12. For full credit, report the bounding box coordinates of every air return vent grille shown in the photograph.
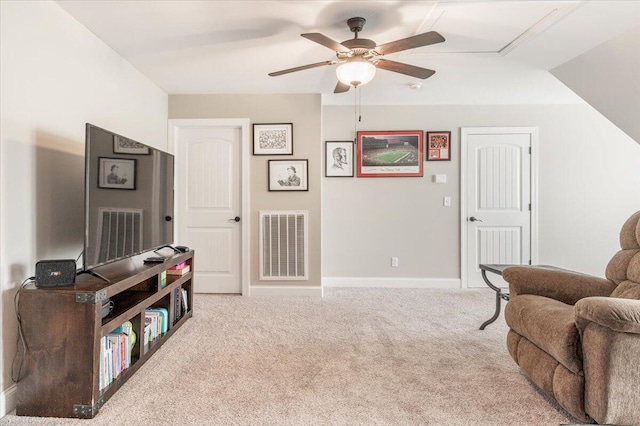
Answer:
[259,211,308,280]
[97,208,143,263]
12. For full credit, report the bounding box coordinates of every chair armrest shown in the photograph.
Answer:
[575,297,640,334]
[502,266,616,305]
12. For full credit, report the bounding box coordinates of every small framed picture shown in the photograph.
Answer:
[268,159,308,191]
[356,130,423,177]
[113,135,149,155]
[98,157,136,190]
[325,141,354,177]
[426,131,451,161]
[253,123,293,155]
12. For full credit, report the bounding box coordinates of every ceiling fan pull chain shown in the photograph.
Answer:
[358,88,362,122]
[353,86,358,137]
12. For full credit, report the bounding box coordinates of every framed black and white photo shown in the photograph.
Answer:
[113,135,149,155]
[325,141,354,177]
[268,159,308,191]
[98,157,136,190]
[253,123,293,155]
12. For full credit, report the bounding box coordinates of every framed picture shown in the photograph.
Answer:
[98,157,136,190]
[426,131,451,161]
[356,130,423,177]
[268,159,308,191]
[325,141,354,177]
[113,135,149,155]
[253,123,293,155]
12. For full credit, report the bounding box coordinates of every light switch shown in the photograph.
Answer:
[433,174,447,184]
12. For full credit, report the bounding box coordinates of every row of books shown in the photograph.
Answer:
[173,287,189,323]
[100,290,190,389]
[144,308,168,352]
[99,321,135,392]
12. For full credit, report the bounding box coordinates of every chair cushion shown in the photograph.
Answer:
[610,280,640,300]
[619,210,640,250]
[505,294,582,374]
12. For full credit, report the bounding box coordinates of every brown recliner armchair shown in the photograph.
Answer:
[503,211,640,425]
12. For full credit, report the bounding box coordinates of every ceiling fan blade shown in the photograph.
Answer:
[334,81,351,94]
[375,31,445,55]
[375,59,435,79]
[268,60,336,77]
[301,33,351,53]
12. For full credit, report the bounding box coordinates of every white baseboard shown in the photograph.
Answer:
[1,384,16,417]
[249,285,323,297]
[322,277,461,289]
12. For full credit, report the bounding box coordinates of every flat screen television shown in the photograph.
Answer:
[84,123,174,272]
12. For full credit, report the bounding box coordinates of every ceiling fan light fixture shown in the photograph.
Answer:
[336,59,376,87]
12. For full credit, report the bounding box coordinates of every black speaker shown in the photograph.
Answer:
[35,259,77,288]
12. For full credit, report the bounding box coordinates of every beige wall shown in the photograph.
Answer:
[169,94,322,291]
[552,26,640,144]
[0,0,168,410]
[322,104,640,281]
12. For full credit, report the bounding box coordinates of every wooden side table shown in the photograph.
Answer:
[478,264,511,330]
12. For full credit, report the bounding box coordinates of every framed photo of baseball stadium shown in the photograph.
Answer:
[425,131,451,161]
[325,141,354,177]
[268,159,309,191]
[253,123,293,155]
[356,131,423,177]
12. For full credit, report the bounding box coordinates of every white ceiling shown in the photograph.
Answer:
[55,0,640,105]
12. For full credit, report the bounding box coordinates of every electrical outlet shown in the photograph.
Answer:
[391,257,399,267]
[443,196,451,207]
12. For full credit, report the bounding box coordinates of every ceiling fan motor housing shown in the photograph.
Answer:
[347,17,366,33]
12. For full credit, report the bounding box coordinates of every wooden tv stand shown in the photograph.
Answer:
[15,251,194,418]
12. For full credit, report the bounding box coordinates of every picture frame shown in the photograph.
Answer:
[113,135,149,155]
[425,131,451,161]
[268,159,308,191]
[253,123,293,155]
[98,157,136,190]
[356,130,423,177]
[325,141,354,177]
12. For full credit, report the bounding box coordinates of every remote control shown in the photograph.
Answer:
[144,256,166,263]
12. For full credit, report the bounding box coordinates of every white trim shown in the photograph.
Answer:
[460,126,539,289]
[323,277,461,289]
[167,118,251,296]
[1,384,16,417]
[249,285,323,297]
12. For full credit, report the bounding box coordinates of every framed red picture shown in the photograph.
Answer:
[356,130,423,177]
[426,131,451,161]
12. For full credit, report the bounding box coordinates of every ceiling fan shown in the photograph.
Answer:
[268,17,445,93]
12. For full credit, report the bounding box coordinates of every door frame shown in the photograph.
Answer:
[167,118,250,296]
[460,126,539,288]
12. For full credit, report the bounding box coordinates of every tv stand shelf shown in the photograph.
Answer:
[15,251,194,419]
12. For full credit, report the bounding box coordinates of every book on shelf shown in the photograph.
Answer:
[166,264,190,276]
[168,261,187,270]
[173,288,181,322]
[181,288,189,312]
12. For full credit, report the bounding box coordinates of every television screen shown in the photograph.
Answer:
[84,124,174,271]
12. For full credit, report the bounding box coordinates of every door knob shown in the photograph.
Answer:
[469,216,483,222]
[229,216,241,222]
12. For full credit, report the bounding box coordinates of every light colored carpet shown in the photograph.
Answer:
[1,288,571,425]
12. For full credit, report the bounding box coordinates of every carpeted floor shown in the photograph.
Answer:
[1,288,571,425]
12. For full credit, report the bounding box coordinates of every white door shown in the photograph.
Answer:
[169,119,249,294]
[462,127,537,288]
